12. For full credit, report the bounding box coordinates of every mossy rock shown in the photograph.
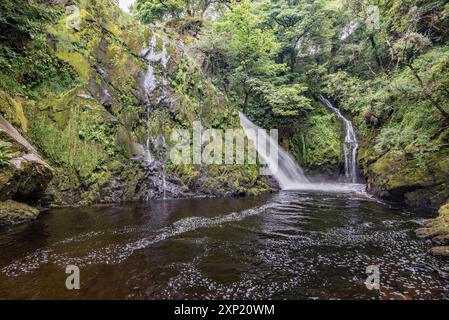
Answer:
[0,200,40,225]
[416,202,449,251]
[0,116,53,204]
[0,0,277,207]
[430,246,449,257]
[0,91,28,132]
[2,155,53,203]
[364,149,449,208]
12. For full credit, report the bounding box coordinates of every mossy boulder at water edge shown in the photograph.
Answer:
[360,144,449,209]
[416,202,449,257]
[0,200,40,225]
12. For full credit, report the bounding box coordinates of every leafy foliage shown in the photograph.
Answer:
[0,0,78,97]
[132,0,449,171]
[0,140,13,169]
[133,0,228,23]
[29,111,113,179]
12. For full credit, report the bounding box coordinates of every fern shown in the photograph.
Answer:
[0,140,13,169]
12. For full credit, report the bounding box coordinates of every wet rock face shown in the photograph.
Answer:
[0,0,275,210]
[0,200,40,225]
[361,149,449,210]
[0,116,53,204]
[416,202,449,256]
[137,164,186,200]
[1,154,53,203]
[101,161,186,203]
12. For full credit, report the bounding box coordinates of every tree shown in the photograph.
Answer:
[133,0,229,23]
[197,0,284,113]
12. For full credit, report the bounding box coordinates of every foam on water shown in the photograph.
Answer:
[0,191,447,299]
[1,202,276,277]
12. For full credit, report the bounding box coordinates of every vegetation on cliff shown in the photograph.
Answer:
[0,0,274,224]
[133,0,449,249]
[135,0,449,209]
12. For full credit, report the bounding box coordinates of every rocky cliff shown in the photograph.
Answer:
[0,0,273,224]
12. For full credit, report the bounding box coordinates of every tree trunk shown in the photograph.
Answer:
[369,34,384,71]
[243,91,249,114]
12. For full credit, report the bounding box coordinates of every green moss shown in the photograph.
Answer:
[28,109,109,179]
[55,51,91,82]
[168,164,200,188]
[416,202,449,252]
[0,0,277,207]
[0,91,28,132]
[0,140,13,169]
[0,200,40,225]
[285,101,343,174]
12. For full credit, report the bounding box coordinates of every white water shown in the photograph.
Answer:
[139,34,171,198]
[239,112,365,194]
[318,95,359,183]
[139,34,170,166]
[239,112,310,190]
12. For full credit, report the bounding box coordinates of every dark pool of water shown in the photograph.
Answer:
[0,190,448,299]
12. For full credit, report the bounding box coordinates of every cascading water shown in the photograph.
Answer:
[318,95,359,183]
[140,35,158,164]
[139,34,170,165]
[138,34,175,199]
[239,112,310,190]
[239,112,366,193]
[155,133,169,200]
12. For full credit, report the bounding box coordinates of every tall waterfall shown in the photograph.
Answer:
[318,95,359,183]
[239,112,310,190]
[139,34,169,165]
[137,34,176,200]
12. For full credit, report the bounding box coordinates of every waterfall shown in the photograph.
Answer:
[162,168,167,200]
[155,133,168,199]
[139,34,170,165]
[239,112,310,190]
[142,35,158,97]
[239,112,365,193]
[318,95,359,183]
[138,34,174,199]
[140,35,158,164]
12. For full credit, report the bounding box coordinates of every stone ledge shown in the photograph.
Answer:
[0,200,40,225]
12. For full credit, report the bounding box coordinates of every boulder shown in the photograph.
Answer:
[416,202,449,255]
[430,246,449,257]
[0,200,40,225]
[0,116,53,203]
[363,150,449,209]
